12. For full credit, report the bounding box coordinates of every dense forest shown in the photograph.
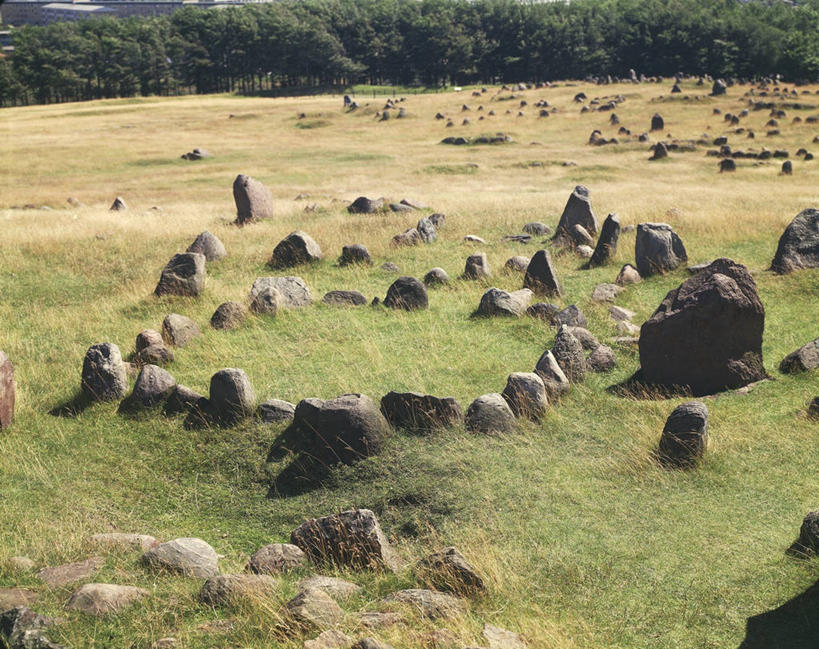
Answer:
[2,0,819,106]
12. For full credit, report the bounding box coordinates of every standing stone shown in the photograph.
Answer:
[416,218,437,243]
[209,368,255,425]
[464,253,490,280]
[650,114,664,131]
[588,213,621,268]
[424,268,450,286]
[131,364,176,409]
[233,174,273,224]
[211,302,247,330]
[382,589,464,620]
[658,401,708,466]
[770,208,819,273]
[82,343,127,402]
[269,231,322,269]
[711,79,727,96]
[552,326,586,383]
[0,351,14,429]
[186,231,226,262]
[534,350,571,398]
[246,543,306,575]
[162,314,201,347]
[380,392,463,432]
[638,258,767,395]
[719,159,736,173]
[501,372,548,421]
[616,263,642,285]
[110,197,127,211]
[135,329,163,352]
[781,160,793,175]
[154,252,206,297]
[416,547,486,595]
[465,393,515,434]
[66,584,149,616]
[523,250,562,297]
[384,277,428,311]
[649,142,668,161]
[779,338,819,374]
[142,538,219,578]
[476,288,533,317]
[251,276,312,308]
[553,185,598,247]
[635,223,687,277]
[339,244,372,266]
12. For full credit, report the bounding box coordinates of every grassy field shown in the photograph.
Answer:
[1,80,818,649]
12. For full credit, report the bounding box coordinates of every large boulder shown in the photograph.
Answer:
[552,326,586,383]
[476,288,533,317]
[131,364,176,409]
[154,252,206,297]
[209,368,255,425]
[251,276,312,308]
[416,547,486,595]
[380,391,463,432]
[501,372,548,421]
[384,277,428,311]
[553,185,598,247]
[290,508,399,571]
[770,208,819,273]
[0,351,15,429]
[523,250,562,297]
[638,258,767,395]
[65,583,149,616]
[142,537,219,578]
[186,231,226,262]
[233,174,273,224]
[269,231,322,269]
[779,338,819,373]
[81,343,127,402]
[658,401,708,467]
[465,394,515,434]
[635,223,687,277]
[588,213,621,268]
[246,543,306,575]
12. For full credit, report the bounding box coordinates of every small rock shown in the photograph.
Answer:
[322,290,367,307]
[522,222,551,236]
[658,401,709,467]
[380,392,463,432]
[141,538,219,578]
[0,590,39,610]
[587,345,617,372]
[615,264,641,285]
[358,611,403,629]
[591,283,622,303]
[384,277,428,311]
[339,244,372,266]
[66,583,149,616]
[38,556,104,588]
[464,235,486,244]
[526,302,560,321]
[251,276,312,308]
[304,629,355,649]
[199,574,277,606]
[476,288,533,317]
[347,197,384,214]
[298,575,362,600]
[424,268,450,287]
[246,543,306,575]
[284,588,343,631]
[464,253,490,279]
[465,394,515,434]
[163,385,204,416]
[270,231,323,269]
[154,252,206,297]
[81,343,127,402]
[504,256,530,273]
[88,533,158,552]
[382,589,465,620]
[135,329,163,352]
[233,174,273,224]
[417,547,486,595]
[209,368,255,425]
[5,557,36,573]
[552,325,586,382]
[250,285,282,316]
[616,320,641,336]
[483,623,528,649]
[186,231,226,262]
[417,218,437,243]
[381,262,400,273]
[162,313,201,347]
[553,304,587,328]
[211,302,247,330]
[135,344,173,367]
[130,364,176,409]
[789,510,819,557]
[258,399,296,423]
[110,197,127,211]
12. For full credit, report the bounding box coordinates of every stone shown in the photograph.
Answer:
[588,213,621,268]
[650,113,664,131]
[617,321,641,336]
[553,185,598,246]
[711,79,727,96]
[88,533,158,552]
[384,277,428,311]
[616,263,641,285]
[464,235,487,244]
[199,574,277,606]
[789,510,819,556]
[135,329,163,352]
[429,213,446,228]
[110,196,127,211]
[658,400,708,467]
[522,222,551,236]
[424,268,450,287]
[135,344,173,367]
[552,325,586,383]
[339,244,372,266]
[483,623,528,649]
[401,198,428,210]
[0,606,63,649]
[464,253,490,280]
[154,252,206,297]
[770,208,819,273]
[380,392,463,432]
[587,345,617,372]
[476,288,533,317]
[572,224,594,247]
[209,368,255,425]
[163,385,204,416]
[66,583,149,616]
[504,256,530,273]
[0,351,14,429]
[142,537,219,578]
[719,158,736,173]
[186,231,226,262]
[291,508,399,571]
[304,630,354,649]
[233,174,273,224]
[526,303,560,321]
[591,283,622,303]
[131,364,176,409]
[534,350,571,398]
[322,290,367,307]
[352,639,394,649]
[270,231,322,268]
[358,611,402,629]
[381,262,400,273]
[553,304,587,328]
[523,250,562,297]
[501,372,548,421]
[575,245,593,259]
[779,338,819,373]
[348,197,384,214]
[38,556,104,588]
[635,223,687,277]
[638,259,766,395]
[781,160,793,175]
[465,393,515,434]
[250,285,282,316]
[181,147,210,160]
[251,277,312,308]
[5,557,35,573]
[382,589,465,620]
[565,327,599,351]
[609,306,636,322]
[211,301,247,330]
[0,589,38,610]
[284,588,343,631]
[417,218,437,243]
[162,314,201,347]
[258,399,296,423]
[298,576,362,600]
[246,543,305,575]
[81,343,127,402]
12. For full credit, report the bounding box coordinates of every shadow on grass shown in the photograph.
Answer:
[738,578,819,649]
[49,391,93,417]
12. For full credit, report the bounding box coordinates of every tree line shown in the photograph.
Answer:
[1,0,818,106]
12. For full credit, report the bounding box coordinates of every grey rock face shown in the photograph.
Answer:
[526,302,560,321]
[132,364,176,409]
[233,174,273,224]
[476,288,533,317]
[380,391,463,432]
[302,394,389,465]
[298,575,362,600]
[110,196,127,211]
[534,350,571,398]
[81,343,127,402]
[250,285,282,316]
[711,79,727,95]
[246,543,306,575]
[779,338,819,374]
[66,583,149,616]
[522,222,551,236]
[465,393,515,434]
[658,401,708,466]
[154,252,206,297]
[591,283,621,303]
[635,223,687,277]
[211,301,247,330]
[464,253,490,280]
[416,218,437,243]
[0,351,14,429]
[163,385,204,416]
[417,546,486,595]
[424,267,450,286]
[649,142,669,160]
[258,399,296,423]
[339,244,372,266]
[186,231,226,262]
[588,213,621,268]
[650,113,664,131]
[199,574,277,606]
[553,185,598,246]
[770,208,819,273]
[384,277,428,311]
[501,372,548,421]
[135,344,173,367]
[135,329,163,352]
[553,304,587,328]
[616,263,642,285]
[392,228,421,247]
[347,197,384,214]
[251,276,312,308]
[142,537,219,578]
[284,588,343,631]
[162,314,201,347]
[209,368,255,425]
[523,250,562,297]
[587,345,617,372]
[505,256,530,273]
[0,607,64,649]
[269,230,322,269]
[322,290,367,307]
[552,325,586,382]
[37,557,104,588]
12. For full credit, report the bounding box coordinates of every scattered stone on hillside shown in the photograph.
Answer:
[552,325,586,383]
[186,231,226,262]
[588,213,621,268]
[257,399,296,424]
[711,79,727,96]
[131,364,176,409]
[37,556,104,588]
[523,250,562,297]
[483,623,528,649]
[380,391,463,432]
[88,533,158,553]
[0,351,14,429]
[464,253,490,279]
[807,397,819,419]
[392,228,421,247]
[417,218,437,243]
[381,262,400,273]
[770,208,819,273]
[384,277,428,311]
[687,261,713,274]
[719,158,736,173]
[782,160,793,175]
[526,302,560,322]
[576,245,593,259]
[390,203,413,213]
[553,185,598,247]
[464,235,487,244]
[465,393,515,434]
[609,306,636,322]
[476,288,533,317]
[534,350,571,398]
[250,285,282,316]
[251,276,312,308]
[616,263,642,285]
[358,611,403,629]
[163,385,204,416]
[779,338,819,373]
[199,574,277,606]
[81,343,127,402]
[322,290,367,307]
[352,638,395,649]
[304,629,355,649]
[66,583,149,616]
[209,368,255,425]
[501,372,548,421]
[429,213,446,228]
[298,575,362,600]
[135,344,173,367]
[424,268,450,287]
[587,345,617,372]
[591,283,622,303]
[650,113,664,131]
[553,304,587,328]
[638,258,766,395]
[505,256,530,273]
[110,197,127,211]
[6,557,35,573]
[142,538,219,578]
[135,329,163,352]
[382,589,465,620]
[635,223,687,277]
[0,590,39,610]
[181,147,210,160]
[0,606,63,649]
[291,509,398,572]
[789,510,819,557]
[270,231,323,268]
[347,197,384,214]
[154,252,206,297]
[339,244,372,266]
[233,174,273,224]
[211,301,247,330]
[565,327,599,351]
[522,222,551,236]
[162,313,201,347]
[658,401,708,467]
[245,543,306,575]
[284,588,343,631]
[616,320,641,336]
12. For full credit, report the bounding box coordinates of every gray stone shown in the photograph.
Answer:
[464,253,490,280]
[135,329,163,352]
[380,391,463,432]
[615,264,641,285]
[526,302,560,321]
[591,283,622,303]
[347,197,384,214]
[572,224,594,247]
[135,344,173,367]
[246,544,306,575]
[0,606,63,649]
[38,556,104,588]
[322,290,367,307]
[417,218,437,243]
[250,286,282,316]
[650,113,664,131]
[211,301,247,330]
[635,223,687,277]
[504,256,530,273]
[0,351,14,429]
[649,142,668,161]
[142,537,219,578]
[609,306,636,322]
[339,244,372,266]
[429,213,446,228]
[384,277,428,311]
[587,345,617,372]
[0,590,38,611]
[251,276,312,308]
[534,350,571,398]
[770,208,819,273]
[523,250,562,297]
[154,252,206,297]
[501,372,548,421]
[381,262,400,273]
[565,327,600,351]
[284,588,343,631]
[209,368,255,425]
[163,385,204,416]
[553,304,587,328]
[553,185,598,246]
[382,589,465,620]
[589,213,621,268]
[270,231,322,269]
[465,393,515,434]
[88,533,158,552]
[234,174,273,224]
[424,268,450,286]
[187,231,226,262]
[298,576,362,600]
[131,364,176,409]
[483,623,528,649]
[199,574,277,606]
[575,244,594,259]
[711,79,727,96]
[476,288,533,317]
[790,510,819,556]
[66,583,149,616]
[658,401,708,466]
[110,196,127,211]
[304,630,355,649]
[81,343,127,402]
[5,557,35,573]
[522,222,551,236]
[358,611,403,629]
[352,639,395,649]
[258,399,296,423]
[162,313,201,347]
[779,338,819,373]
[552,325,586,382]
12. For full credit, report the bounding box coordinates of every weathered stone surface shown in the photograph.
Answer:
[187,231,226,262]
[0,589,38,610]
[0,606,63,649]
[250,285,282,316]
[504,256,530,273]
[130,364,176,409]
[5,557,35,573]
[352,639,394,649]
[135,344,173,367]
[790,510,819,556]
[382,589,465,620]
[575,244,593,259]
[553,304,587,328]
[463,253,490,280]
[298,576,362,600]
[163,385,203,416]
[110,196,127,211]
[657,400,708,467]
[465,394,515,434]
[0,351,15,429]
[285,588,343,631]
[534,350,571,398]
[591,283,622,303]
[429,213,446,228]
[501,372,548,421]
[209,368,255,425]
[339,244,372,266]
[650,113,664,131]
[483,623,528,649]
[609,306,636,322]
[233,174,273,224]
[270,231,322,269]
[572,224,594,247]
[553,185,598,246]
[322,290,367,307]
[380,391,462,432]
[587,345,617,372]
[522,222,551,236]
[304,629,354,649]
[142,538,219,578]
[770,208,819,273]
[347,197,384,214]
[358,611,402,629]
[291,509,399,572]
[81,343,127,402]
[211,302,247,330]
[258,399,296,423]
[635,223,687,277]
[38,556,104,588]
[417,218,437,243]
[199,574,277,606]
[384,277,428,311]
[552,325,586,382]
[523,250,562,297]
[589,213,621,268]
[476,288,533,317]
[66,583,149,616]
[88,533,158,552]
[246,543,306,575]
[780,338,819,373]
[162,314,201,347]
[154,253,206,297]
[638,259,766,395]
[711,79,727,96]
[615,264,642,285]
[251,276,312,308]
[417,547,486,595]
[135,329,163,352]
[526,302,560,321]
[424,268,450,286]
[649,142,668,161]
[464,235,486,244]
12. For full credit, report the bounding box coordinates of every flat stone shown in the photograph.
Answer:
[609,306,636,322]
[199,574,278,606]
[380,391,463,432]
[417,547,486,595]
[322,290,367,307]
[476,288,533,317]
[382,589,465,620]
[141,538,219,578]
[0,588,39,609]
[358,611,403,629]
[284,588,343,632]
[304,629,355,649]
[88,533,158,552]
[65,583,149,616]
[258,399,296,423]
[246,543,306,574]
[38,557,104,588]
[591,283,622,303]
[298,575,362,600]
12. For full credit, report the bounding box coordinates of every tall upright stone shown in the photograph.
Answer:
[154,253,206,297]
[0,351,14,430]
[588,213,621,268]
[553,185,598,247]
[81,343,127,402]
[635,223,687,277]
[770,208,819,274]
[523,250,562,297]
[233,174,273,224]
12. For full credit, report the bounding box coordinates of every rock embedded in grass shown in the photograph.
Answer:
[634,223,687,277]
[109,196,127,211]
[198,574,277,606]
[269,230,322,269]
[391,228,421,247]
[141,537,219,578]
[501,372,549,421]
[163,385,204,416]
[615,263,641,285]
[504,256,530,273]
[0,351,15,430]
[522,222,550,236]
[552,325,586,383]
[38,556,104,588]
[162,313,201,347]
[66,583,149,616]
[587,345,617,372]
[553,185,598,248]
[135,343,173,367]
[209,368,255,425]
[588,213,621,268]
[258,399,296,423]
[552,304,587,328]
[658,401,708,467]
[284,588,343,632]
[417,546,486,595]
[534,350,571,398]
[523,250,562,297]
[251,276,312,308]
[591,283,622,303]
[304,630,355,649]
[347,196,384,214]
[770,208,819,274]
[779,338,819,373]
[483,623,528,649]
[88,533,158,552]
[322,290,367,307]
[380,391,463,432]
[463,253,490,279]
[233,174,273,224]
[0,606,62,649]
[211,301,247,330]
[135,329,163,352]
[383,276,428,311]
[465,393,515,434]
[154,252,206,297]
[416,217,437,243]
[81,343,127,402]
[476,288,533,317]
[339,243,372,266]
[246,543,305,575]
[186,231,226,262]
[130,364,176,409]
[382,588,465,620]
[424,267,450,287]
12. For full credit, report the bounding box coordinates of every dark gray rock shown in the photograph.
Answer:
[384,277,428,311]
[163,384,204,416]
[211,301,247,330]
[711,79,727,96]
[523,250,562,297]
[635,223,687,277]
[0,607,64,649]
[135,329,162,352]
[392,228,421,247]
[572,224,594,247]
[417,218,437,243]
[534,350,571,398]
[416,547,486,595]
[464,253,490,280]
[566,326,600,351]
[306,394,389,465]
[522,222,551,236]
[0,351,14,430]
[162,313,201,347]
[526,302,560,321]
[251,276,312,308]
[135,343,173,367]
[423,267,450,286]
[233,174,273,224]
[553,185,598,247]
[82,343,127,402]
[142,537,219,578]
[269,231,322,269]
[347,197,384,214]
[789,510,819,556]
[809,397,819,420]
[553,304,587,328]
[154,252,206,297]
[658,401,708,466]
[429,213,446,228]
[339,244,372,266]
[588,213,621,268]
[779,338,819,373]
[246,543,306,575]
[465,393,515,434]
[719,158,736,173]
[380,391,463,432]
[322,290,367,307]
[552,325,586,382]
[258,399,296,423]
[186,231,226,262]
[209,368,255,425]
[650,113,664,131]
[501,372,548,421]
[770,208,819,274]
[131,364,176,409]
[781,160,793,175]
[110,197,127,211]
[476,288,533,317]
[587,345,617,372]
